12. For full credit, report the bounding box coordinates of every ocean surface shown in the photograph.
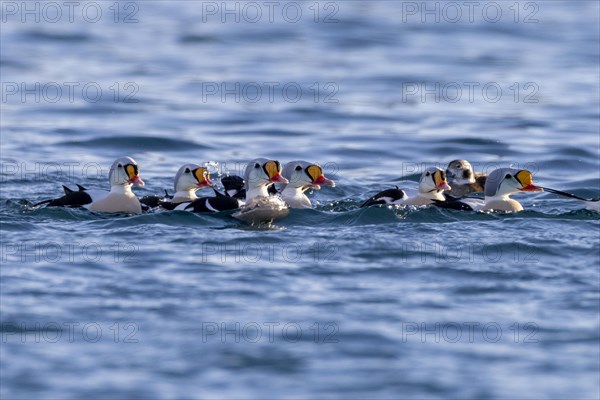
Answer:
[1,1,599,399]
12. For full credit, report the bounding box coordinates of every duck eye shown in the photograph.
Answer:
[426,172,430,176]
[118,164,122,168]
[185,168,190,173]
[505,174,512,179]
[254,163,260,168]
[295,165,302,171]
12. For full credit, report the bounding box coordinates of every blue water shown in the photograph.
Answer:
[1,1,599,398]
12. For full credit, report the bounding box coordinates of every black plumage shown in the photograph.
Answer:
[140,190,172,209]
[432,194,484,211]
[221,175,277,198]
[34,184,93,207]
[160,196,240,213]
[221,175,246,199]
[360,187,406,208]
[433,197,475,211]
[184,196,240,212]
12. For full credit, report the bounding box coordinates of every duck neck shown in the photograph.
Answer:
[282,186,307,200]
[246,185,270,200]
[420,189,446,201]
[110,184,134,195]
[172,189,198,203]
[485,193,513,202]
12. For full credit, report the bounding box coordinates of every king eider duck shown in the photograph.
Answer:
[232,158,290,223]
[35,156,145,214]
[139,163,212,209]
[242,158,289,201]
[159,164,241,213]
[280,161,335,208]
[481,168,542,211]
[436,168,542,212]
[361,167,451,208]
[445,159,487,197]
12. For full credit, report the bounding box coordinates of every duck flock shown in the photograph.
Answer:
[35,156,600,223]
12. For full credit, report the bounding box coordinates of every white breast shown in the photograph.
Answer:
[481,198,523,212]
[281,188,312,208]
[233,196,289,224]
[85,192,142,214]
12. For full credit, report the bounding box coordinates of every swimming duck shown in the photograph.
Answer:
[159,164,241,213]
[36,156,145,214]
[445,159,487,197]
[361,167,451,208]
[232,158,290,223]
[439,168,543,212]
[139,163,212,209]
[170,164,213,202]
[480,168,542,211]
[242,158,288,201]
[280,161,335,208]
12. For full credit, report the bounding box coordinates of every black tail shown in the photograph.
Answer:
[540,187,594,202]
[221,175,246,199]
[360,198,377,208]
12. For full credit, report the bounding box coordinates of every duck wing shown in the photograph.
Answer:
[360,187,406,208]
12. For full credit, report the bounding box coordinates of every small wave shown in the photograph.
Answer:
[57,136,210,151]
[179,34,220,44]
[22,30,93,42]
